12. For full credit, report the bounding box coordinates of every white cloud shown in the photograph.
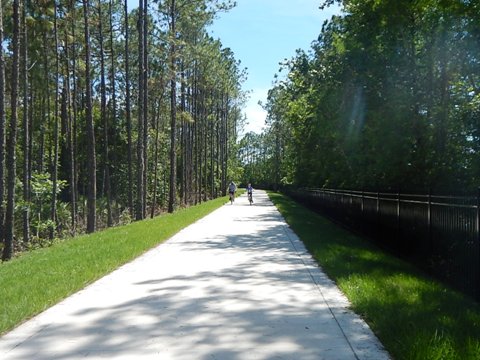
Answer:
[244,105,267,134]
[241,88,269,135]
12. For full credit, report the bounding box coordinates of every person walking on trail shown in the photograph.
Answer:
[228,181,237,204]
[247,183,254,205]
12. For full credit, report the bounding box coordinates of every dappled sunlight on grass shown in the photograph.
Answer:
[269,191,480,360]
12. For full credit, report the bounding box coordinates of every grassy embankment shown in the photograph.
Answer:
[0,195,229,336]
[268,191,480,360]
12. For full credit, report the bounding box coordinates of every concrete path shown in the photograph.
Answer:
[0,190,390,360]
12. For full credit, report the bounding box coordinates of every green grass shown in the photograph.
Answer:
[0,196,229,336]
[268,191,480,360]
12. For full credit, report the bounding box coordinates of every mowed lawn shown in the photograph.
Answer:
[268,191,480,360]
[0,196,229,336]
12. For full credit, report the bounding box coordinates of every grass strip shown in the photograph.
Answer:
[268,191,480,360]
[0,196,229,336]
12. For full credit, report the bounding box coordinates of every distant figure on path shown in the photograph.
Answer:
[228,181,237,204]
[247,183,254,205]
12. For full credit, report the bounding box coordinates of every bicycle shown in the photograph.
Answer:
[229,191,235,204]
[248,191,253,205]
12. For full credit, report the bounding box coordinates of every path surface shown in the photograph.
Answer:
[0,191,390,360]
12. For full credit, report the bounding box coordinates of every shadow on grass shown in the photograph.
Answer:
[268,192,480,360]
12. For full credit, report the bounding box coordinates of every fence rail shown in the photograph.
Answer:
[287,188,480,301]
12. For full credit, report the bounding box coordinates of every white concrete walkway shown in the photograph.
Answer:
[0,190,390,360]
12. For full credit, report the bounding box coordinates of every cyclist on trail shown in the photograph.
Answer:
[247,183,254,204]
[228,181,237,204]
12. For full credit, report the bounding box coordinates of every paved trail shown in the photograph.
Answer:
[0,190,390,360]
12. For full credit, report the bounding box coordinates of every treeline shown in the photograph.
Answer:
[242,0,480,192]
[0,0,245,261]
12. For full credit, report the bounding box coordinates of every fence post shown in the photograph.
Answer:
[376,190,380,212]
[334,189,337,213]
[376,190,380,229]
[428,189,432,253]
[477,188,480,300]
[361,189,364,214]
[397,190,401,244]
[397,190,401,218]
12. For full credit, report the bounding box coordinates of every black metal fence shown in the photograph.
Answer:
[287,188,480,300]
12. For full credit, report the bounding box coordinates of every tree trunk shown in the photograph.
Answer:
[203,91,207,202]
[39,93,45,174]
[60,84,76,234]
[210,107,214,199]
[124,0,134,217]
[3,0,20,260]
[168,0,177,213]
[109,0,117,221]
[40,30,50,173]
[49,0,60,240]
[224,94,230,193]
[216,105,220,197]
[136,0,145,220]
[21,0,30,243]
[98,0,113,227]
[28,83,33,212]
[220,93,227,195]
[67,0,77,234]
[151,101,160,219]
[179,65,186,205]
[142,0,148,217]
[0,0,6,246]
[193,68,200,204]
[83,0,96,233]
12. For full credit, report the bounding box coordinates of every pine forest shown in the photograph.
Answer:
[0,0,245,260]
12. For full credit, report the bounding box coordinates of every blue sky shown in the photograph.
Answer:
[127,0,342,134]
[209,0,341,134]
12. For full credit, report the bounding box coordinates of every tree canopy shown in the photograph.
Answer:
[246,0,480,193]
